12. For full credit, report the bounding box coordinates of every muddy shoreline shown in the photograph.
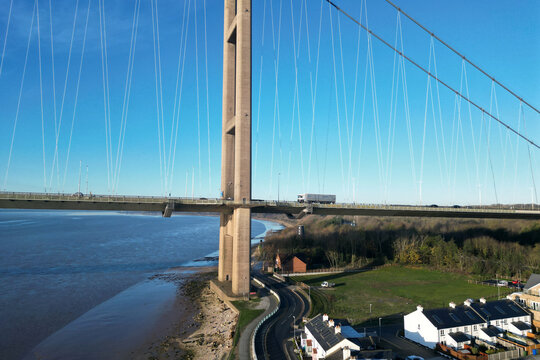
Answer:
[130,267,237,360]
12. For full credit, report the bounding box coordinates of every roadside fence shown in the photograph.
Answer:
[250,279,281,360]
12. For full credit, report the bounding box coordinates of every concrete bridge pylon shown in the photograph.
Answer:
[218,0,252,296]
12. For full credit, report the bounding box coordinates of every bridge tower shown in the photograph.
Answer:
[219,0,252,296]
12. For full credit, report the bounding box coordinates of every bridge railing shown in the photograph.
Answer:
[0,191,228,204]
[0,191,537,214]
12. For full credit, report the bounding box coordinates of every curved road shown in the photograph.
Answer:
[254,274,310,360]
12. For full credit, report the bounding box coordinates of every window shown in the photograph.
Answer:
[494,306,506,315]
[473,325,477,331]
[465,311,476,320]
[418,324,421,330]
[481,308,492,317]
[440,330,444,336]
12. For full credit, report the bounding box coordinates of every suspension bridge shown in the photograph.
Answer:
[0,0,538,294]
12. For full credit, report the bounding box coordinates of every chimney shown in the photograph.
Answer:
[328,319,335,327]
[449,302,456,309]
[480,297,486,304]
[323,314,329,322]
[335,324,341,334]
[417,305,423,312]
[464,299,472,307]
[343,346,351,360]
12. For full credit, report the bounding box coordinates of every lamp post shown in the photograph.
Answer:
[292,315,296,342]
[379,317,382,337]
[277,172,281,203]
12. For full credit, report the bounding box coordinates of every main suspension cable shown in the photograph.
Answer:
[382,0,539,116]
[325,0,539,150]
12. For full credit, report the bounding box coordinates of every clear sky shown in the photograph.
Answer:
[0,0,538,206]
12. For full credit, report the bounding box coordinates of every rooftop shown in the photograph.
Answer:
[305,314,347,351]
[524,274,540,291]
[448,331,470,343]
[422,304,484,329]
[511,320,531,331]
[480,325,501,337]
[469,299,528,321]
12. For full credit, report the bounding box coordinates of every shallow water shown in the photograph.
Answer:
[0,210,282,360]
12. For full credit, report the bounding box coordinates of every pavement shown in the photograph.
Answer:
[238,282,279,360]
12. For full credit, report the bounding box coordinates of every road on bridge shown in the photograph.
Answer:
[253,273,310,360]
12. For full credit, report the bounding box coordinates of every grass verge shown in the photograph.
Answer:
[227,300,265,359]
[292,265,513,326]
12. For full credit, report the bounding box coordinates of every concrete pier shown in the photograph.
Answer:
[219,0,252,296]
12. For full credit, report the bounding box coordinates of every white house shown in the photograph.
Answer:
[477,325,501,346]
[446,331,471,349]
[404,298,531,350]
[469,298,531,334]
[303,314,366,359]
[404,302,485,349]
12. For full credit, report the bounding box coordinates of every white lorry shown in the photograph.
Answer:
[297,193,336,204]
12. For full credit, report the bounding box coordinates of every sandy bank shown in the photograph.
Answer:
[132,268,237,360]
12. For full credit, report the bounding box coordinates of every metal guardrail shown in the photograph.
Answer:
[251,278,281,360]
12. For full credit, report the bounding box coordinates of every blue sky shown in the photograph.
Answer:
[0,0,538,206]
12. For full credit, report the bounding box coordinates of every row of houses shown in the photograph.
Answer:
[299,274,540,358]
[404,298,531,349]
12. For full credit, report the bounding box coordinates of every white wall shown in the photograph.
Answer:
[490,315,531,334]
[446,336,470,350]
[404,310,439,349]
[305,327,326,359]
[477,330,497,345]
[508,323,529,336]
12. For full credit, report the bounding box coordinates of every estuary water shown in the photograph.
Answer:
[0,210,282,360]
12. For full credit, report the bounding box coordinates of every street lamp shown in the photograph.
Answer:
[292,315,296,342]
[277,172,281,203]
[378,317,382,337]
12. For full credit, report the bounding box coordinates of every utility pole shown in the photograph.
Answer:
[419,180,423,205]
[478,184,482,206]
[278,172,280,202]
[78,160,82,194]
[185,171,188,198]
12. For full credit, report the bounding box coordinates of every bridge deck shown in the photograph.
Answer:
[0,192,539,220]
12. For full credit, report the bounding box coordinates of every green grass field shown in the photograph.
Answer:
[230,300,264,345]
[292,265,513,326]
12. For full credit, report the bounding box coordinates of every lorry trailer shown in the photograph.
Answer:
[297,193,336,204]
